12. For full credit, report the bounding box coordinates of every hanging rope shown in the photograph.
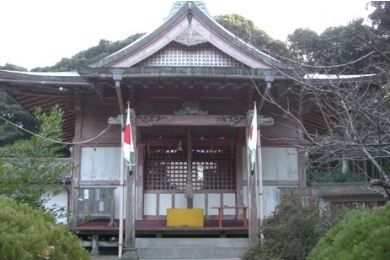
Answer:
[0,114,112,145]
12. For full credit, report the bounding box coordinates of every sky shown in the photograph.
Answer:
[0,0,372,70]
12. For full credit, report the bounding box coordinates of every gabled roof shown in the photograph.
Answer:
[93,1,287,69]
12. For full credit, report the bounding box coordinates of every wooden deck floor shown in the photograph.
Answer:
[71,219,248,236]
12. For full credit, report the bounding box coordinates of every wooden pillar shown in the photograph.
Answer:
[125,162,137,248]
[136,145,144,220]
[186,127,194,208]
[71,92,82,225]
[257,129,263,228]
[235,128,244,215]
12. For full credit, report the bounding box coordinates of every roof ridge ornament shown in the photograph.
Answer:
[168,1,209,18]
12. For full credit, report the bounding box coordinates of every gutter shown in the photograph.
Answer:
[112,69,125,118]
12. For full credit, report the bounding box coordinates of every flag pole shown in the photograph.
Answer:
[247,101,259,247]
[118,102,130,258]
[118,115,125,258]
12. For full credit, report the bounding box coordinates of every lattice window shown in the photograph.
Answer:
[192,147,236,190]
[144,146,236,191]
[139,46,242,67]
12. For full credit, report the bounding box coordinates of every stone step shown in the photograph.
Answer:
[136,238,249,248]
[91,255,242,260]
[141,259,241,260]
[137,247,247,259]
[136,238,248,259]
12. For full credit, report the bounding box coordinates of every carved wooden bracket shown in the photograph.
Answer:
[139,115,166,125]
[217,115,246,126]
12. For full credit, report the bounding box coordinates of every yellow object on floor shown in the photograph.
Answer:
[166,208,204,228]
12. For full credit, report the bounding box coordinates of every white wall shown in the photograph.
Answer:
[143,192,236,216]
[43,186,68,224]
[241,147,299,219]
[262,186,281,218]
[262,147,298,181]
[80,147,121,181]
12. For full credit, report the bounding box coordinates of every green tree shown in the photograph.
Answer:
[32,33,144,72]
[369,1,390,34]
[0,90,37,146]
[288,19,378,74]
[244,192,328,260]
[287,28,321,64]
[0,197,89,259]
[0,106,70,209]
[215,14,290,57]
[0,64,35,146]
[308,203,390,260]
[0,63,28,71]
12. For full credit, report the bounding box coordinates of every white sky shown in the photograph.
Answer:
[0,0,371,70]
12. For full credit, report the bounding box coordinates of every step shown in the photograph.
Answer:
[141,259,241,260]
[136,238,249,248]
[136,238,248,259]
[137,247,247,259]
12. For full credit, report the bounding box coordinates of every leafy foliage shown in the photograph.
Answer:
[0,89,37,146]
[308,203,390,260]
[288,19,380,73]
[369,1,390,34]
[0,63,28,71]
[0,197,89,259]
[31,33,144,72]
[0,64,35,146]
[0,106,70,209]
[244,192,328,260]
[215,14,290,57]
[287,28,321,63]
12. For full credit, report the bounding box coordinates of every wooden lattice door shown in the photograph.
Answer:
[143,142,237,217]
[144,145,236,191]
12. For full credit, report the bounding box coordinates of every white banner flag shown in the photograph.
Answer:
[247,103,257,169]
[123,106,134,163]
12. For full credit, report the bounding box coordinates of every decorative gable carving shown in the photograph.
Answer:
[137,44,245,67]
[174,27,207,46]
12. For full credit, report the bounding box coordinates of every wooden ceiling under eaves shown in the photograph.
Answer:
[12,93,75,141]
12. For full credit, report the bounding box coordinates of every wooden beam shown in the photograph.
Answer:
[137,114,246,127]
[137,114,273,128]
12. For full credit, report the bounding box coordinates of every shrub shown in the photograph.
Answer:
[0,197,89,260]
[0,106,71,210]
[308,203,390,260]
[244,191,327,260]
